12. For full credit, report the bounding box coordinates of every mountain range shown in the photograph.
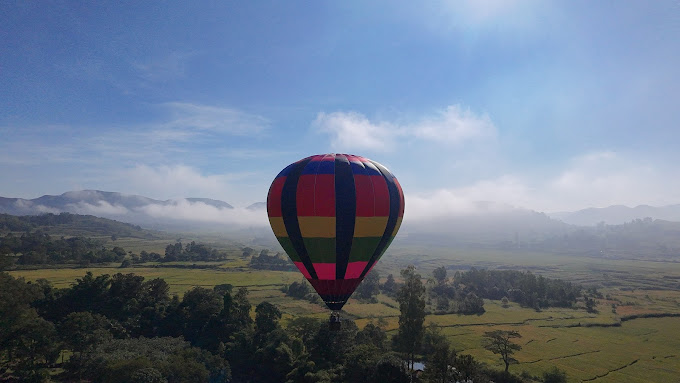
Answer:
[0,190,266,231]
[0,190,234,214]
[2,190,680,259]
[2,189,679,239]
[549,204,680,226]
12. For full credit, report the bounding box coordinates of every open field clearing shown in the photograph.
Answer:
[422,300,680,382]
[387,246,680,290]
[9,248,680,383]
[10,267,301,296]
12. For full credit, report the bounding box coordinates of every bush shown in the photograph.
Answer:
[543,367,567,383]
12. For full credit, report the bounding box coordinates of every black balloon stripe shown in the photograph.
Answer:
[334,154,356,279]
[319,294,353,311]
[280,158,318,279]
[360,160,401,279]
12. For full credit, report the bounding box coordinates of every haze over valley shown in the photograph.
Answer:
[3,189,680,263]
[3,1,680,382]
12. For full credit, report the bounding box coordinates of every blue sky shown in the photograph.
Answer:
[2,0,680,217]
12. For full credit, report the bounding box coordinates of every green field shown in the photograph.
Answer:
[10,266,301,296]
[8,241,680,382]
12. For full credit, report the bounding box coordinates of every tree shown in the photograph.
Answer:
[77,337,229,383]
[311,318,358,367]
[130,368,166,383]
[354,270,380,302]
[542,367,567,383]
[284,280,311,299]
[453,354,483,382]
[231,287,253,329]
[432,266,447,284]
[421,342,456,383]
[482,330,522,373]
[355,322,387,350]
[0,272,57,380]
[392,265,426,371]
[59,311,113,372]
[343,344,381,383]
[286,316,321,351]
[0,249,13,271]
[373,354,410,383]
[7,311,59,382]
[255,301,282,335]
[420,323,447,357]
[382,273,397,296]
[585,297,598,313]
[178,287,224,350]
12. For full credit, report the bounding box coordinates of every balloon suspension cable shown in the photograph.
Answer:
[329,310,341,331]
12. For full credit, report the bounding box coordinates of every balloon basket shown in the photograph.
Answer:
[329,311,341,331]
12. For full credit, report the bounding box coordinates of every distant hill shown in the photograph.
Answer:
[0,190,247,231]
[550,204,680,226]
[535,218,680,261]
[185,198,234,209]
[399,205,572,247]
[246,202,266,211]
[0,190,234,215]
[0,212,158,239]
[3,191,680,261]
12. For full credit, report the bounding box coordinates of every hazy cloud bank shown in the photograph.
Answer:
[119,164,252,201]
[59,199,268,227]
[403,150,680,216]
[139,201,267,227]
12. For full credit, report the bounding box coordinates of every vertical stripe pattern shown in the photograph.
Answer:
[267,154,404,311]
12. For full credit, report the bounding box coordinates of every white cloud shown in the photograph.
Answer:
[313,111,395,151]
[412,105,496,143]
[12,200,61,214]
[405,176,529,222]
[120,164,252,202]
[313,104,496,152]
[139,200,268,227]
[542,151,675,211]
[162,102,269,137]
[68,201,131,216]
[403,150,680,218]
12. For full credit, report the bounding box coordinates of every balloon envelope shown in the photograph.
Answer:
[267,154,404,311]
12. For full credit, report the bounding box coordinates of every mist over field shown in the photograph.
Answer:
[4,189,680,264]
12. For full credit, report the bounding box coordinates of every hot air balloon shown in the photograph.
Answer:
[267,154,404,327]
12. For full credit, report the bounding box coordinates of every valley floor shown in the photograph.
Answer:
[10,249,680,383]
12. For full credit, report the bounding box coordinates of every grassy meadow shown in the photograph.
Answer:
[8,237,680,382]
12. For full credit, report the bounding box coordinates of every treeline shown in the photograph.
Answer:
[0,232,127,265]
[247,249,294,271]
[282,266,582,317]
[519,218,680,260]
[163,241,228,262]
[389,266,567,383]
[282,271,381,305]
[0,235,231,267]
[1,271,418,383]
[1,271,233,381]
[0,213,146,237]
[452,268,582,310]
[424,266,486,315]
[423,267,582,313]
[0,268,568,383]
